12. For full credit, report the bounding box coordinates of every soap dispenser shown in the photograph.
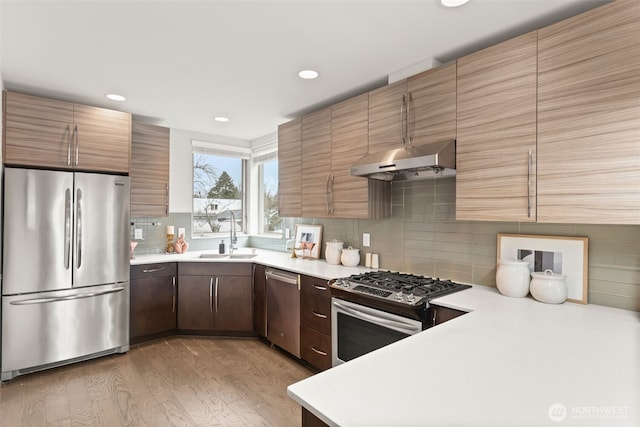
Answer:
[219,240,225,254]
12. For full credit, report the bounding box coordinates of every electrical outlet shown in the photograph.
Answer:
[363,232,370,247]
[134,228,143,240]
[178,227,185,237]
[285,228,290,238]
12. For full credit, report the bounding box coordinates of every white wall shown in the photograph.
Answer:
[169,128,250,213]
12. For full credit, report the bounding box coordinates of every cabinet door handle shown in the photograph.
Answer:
[74,124,79,166]
[172,276,176,313]
[313,285,327,291]
[66,124,72,165]
[312,311,328,319]
[209,277,214,313]
[165,182,169,216]
[215,277,219,313]
[325,174,331,214]
[406,92,412,147]
[432,309,437,327]
[142,267,165,273]
[527,148,533,218]
[311,346,328,356]
[400,94,406,147]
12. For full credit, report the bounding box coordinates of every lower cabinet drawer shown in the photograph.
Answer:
[300,292,331,335]
[300,325,332,371]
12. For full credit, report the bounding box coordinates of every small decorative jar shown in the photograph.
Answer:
[325,240,344,265]
[340,246,360,267]
[530,269,567,304]
[496,259,531,298]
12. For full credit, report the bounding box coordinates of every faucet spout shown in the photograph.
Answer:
[229,210,237,253]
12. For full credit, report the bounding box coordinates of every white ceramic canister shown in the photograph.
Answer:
[530,269,567,304]
[340,246,360,267]
[496,259,531,298]
[325,240,344,265]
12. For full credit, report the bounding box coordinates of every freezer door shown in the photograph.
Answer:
[1,282,130,379]
[3,168,74,294]
[73,173,130,287]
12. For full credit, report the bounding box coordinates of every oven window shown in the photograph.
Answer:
[337,312,410,363]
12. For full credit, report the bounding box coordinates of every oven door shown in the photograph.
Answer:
[331,297,423,367]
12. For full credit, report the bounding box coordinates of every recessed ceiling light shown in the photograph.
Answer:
[105,93,126,101]
[214,116,229,122]
[298,69,319,80]
[441,0,469,7]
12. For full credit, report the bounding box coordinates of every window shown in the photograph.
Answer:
[192,152,246,238]
[260,158,280,234]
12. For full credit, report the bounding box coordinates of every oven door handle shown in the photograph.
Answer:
[333,300,421,334]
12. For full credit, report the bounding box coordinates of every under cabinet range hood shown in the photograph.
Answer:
[350,139,456,182]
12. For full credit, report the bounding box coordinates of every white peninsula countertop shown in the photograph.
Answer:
[288,285,640,426]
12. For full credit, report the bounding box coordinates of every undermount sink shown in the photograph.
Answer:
[199,253,258,260]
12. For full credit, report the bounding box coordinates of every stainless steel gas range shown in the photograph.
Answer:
[329,271,470,366]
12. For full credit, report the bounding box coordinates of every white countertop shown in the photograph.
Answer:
[287,285,640,427]
[130,248,372,280]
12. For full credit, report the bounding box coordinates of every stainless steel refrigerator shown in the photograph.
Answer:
[1,167,130,381]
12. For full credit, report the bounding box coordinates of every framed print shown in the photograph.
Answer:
[294,224,323,259]
[497,233,589,304]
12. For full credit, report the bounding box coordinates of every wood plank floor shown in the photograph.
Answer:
[0,337,314,426]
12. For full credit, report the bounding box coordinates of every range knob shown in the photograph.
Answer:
[403,285,415,303]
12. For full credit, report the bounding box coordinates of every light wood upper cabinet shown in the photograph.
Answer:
[3,91,74,169]
[368,79,407,154]
[407,62,457,147]
[537,0,640,224]
[131,122,170,217]
[277,118,302,217]
[456,31,538,222]
[301,107,332,218]
[3,91,131,173]
[331,93,370,218]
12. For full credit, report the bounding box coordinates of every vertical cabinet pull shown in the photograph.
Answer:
[209,277,214,313]
[400,94,406,147]
[325,174,331,214]
[74,124,79,166]
[527,148,533,218]
[215,277,219,313]
[172,276,176,313]
[432,308,437,327]
[165,182,169,216]
[406,92,412,147]
[66,124,72,165]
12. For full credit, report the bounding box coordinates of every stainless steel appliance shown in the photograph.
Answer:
[265,268,300,358]
[350,139,456,181]
[330,271,470,366]
[1,167,130,381]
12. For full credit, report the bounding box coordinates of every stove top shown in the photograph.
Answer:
[330,271,471,307]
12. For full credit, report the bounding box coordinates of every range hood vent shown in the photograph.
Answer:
[350,140,456,182]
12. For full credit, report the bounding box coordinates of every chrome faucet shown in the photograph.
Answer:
[229,210,238,253]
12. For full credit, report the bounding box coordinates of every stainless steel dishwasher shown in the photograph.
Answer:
[265,268,300,358]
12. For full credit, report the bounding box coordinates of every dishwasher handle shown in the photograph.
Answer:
[265,269,298,285]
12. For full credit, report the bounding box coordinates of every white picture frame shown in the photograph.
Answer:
[294,224,323,259]
[497,233,589,304]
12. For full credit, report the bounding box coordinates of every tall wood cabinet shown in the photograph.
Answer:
[368,79,407,154]
[407,62,457,148]
[456,31,538,222]
[177,263,253,333]
[537,0,640,224]
[301,107,332,218]
[3,91,131,173]
[131,122,170,217]
[277,118,302,217]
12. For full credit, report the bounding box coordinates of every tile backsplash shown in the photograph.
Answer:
[133,177,640,312]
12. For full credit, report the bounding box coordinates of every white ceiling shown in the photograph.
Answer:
[1,0,609,143]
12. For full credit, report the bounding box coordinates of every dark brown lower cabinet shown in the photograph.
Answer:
[431,304,467,327]
[130,263,177,344]
[177,262,253,334]
[299,274,332,371]
[253,264,267,337]
[302,407,330,427]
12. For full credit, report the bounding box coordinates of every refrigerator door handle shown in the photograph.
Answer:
[76,188,83,270]
[64,188,72,270]
[9,286,127,305]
